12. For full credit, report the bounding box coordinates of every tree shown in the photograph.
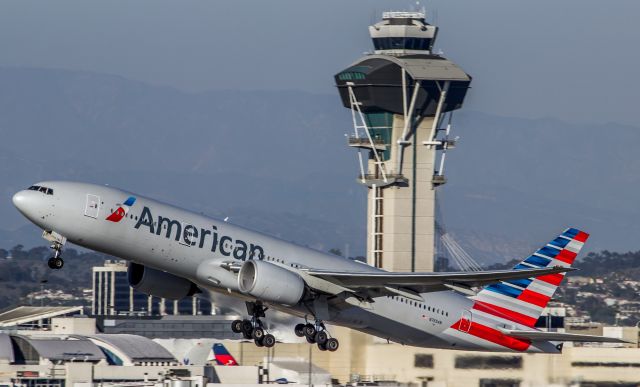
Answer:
[10,245,25,259]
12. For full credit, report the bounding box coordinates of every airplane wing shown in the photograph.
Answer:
[498,328,632,343]
[303,266,573,299]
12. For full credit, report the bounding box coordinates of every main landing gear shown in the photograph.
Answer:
[231,302,276,348]
[294,321,339,352]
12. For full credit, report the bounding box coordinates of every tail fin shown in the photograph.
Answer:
[212,343,238,366]
[474,228,589,327]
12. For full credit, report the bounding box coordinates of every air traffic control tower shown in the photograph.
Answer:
[335,11,471,272]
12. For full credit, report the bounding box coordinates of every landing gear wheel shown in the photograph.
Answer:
[315,331,328,345]
[306,335,316,344]
[326,338,339,352]
[50,257,64,270]
[263,334,276,348]
[317,342,327,351]
[294,323,305,337]
[46,237,65,270]
[243,331,253,340]
[254,338,264,347]
[304,324,316,339]
[253,327,265,341]
[242,320,253,334]
[231,320,243,333]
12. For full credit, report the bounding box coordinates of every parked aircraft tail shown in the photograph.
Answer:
[474,228,589,327]
[212,343,238,366]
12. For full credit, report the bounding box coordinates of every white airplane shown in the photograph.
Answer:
[12,181,625,352]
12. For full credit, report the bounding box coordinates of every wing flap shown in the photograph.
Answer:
[499,328,632,343]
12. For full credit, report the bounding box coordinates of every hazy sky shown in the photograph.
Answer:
[1,0,639,125]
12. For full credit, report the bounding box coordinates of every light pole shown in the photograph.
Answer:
[307,345,312,387]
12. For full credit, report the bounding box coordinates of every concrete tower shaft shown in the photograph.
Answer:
[334,11,472,272]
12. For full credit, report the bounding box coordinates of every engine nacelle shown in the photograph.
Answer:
[238,260,305,306]
[127,263,198,300]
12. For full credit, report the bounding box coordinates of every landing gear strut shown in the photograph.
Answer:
[294,320,339,352]
[231,302,276,348]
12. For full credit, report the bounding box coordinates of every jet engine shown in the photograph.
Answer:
[238,260,305,306]
[127,263,198,300]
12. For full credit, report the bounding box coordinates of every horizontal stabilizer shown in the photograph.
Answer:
[498,328,632,343]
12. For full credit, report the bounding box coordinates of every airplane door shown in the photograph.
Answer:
[84,194,100,218]
[459,310,472,333]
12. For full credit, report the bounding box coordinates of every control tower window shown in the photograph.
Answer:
[373,37,432,51]
[338,72,366,81]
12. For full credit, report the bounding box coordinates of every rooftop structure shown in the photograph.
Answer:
[0,306,84,329]
[371,11,438,56]
[0,332,177,366]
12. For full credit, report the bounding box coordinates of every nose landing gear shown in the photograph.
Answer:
[231,302,276,348]
[44,231,66,270]
[47,243,64,269]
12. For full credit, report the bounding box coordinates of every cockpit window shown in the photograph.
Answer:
[27,185,54,195]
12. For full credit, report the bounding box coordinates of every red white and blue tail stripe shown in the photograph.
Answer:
[473,228,589,328]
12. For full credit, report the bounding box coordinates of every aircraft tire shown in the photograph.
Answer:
[231,320,243,333]
[47,257,57,269]
[254,337,264,347]
[263,334,276,348]
[303,324,316,339]
[317,342,327,351]
[242,320,253,334]
[253,327,265,340]
[53,257,64,269]
[243,331,253,340]
[326,338,339,352]
[315,331,328,345]
[294,323,305,337]
[305,335,316,344]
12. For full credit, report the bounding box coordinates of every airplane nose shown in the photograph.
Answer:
[12,190,36,217]
[12,191,27,210]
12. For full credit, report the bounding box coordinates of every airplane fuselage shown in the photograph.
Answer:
[12,181,559,353]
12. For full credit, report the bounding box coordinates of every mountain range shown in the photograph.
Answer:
[1,67,638,265]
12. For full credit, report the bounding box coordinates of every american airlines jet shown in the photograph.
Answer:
[12,181,624,352]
